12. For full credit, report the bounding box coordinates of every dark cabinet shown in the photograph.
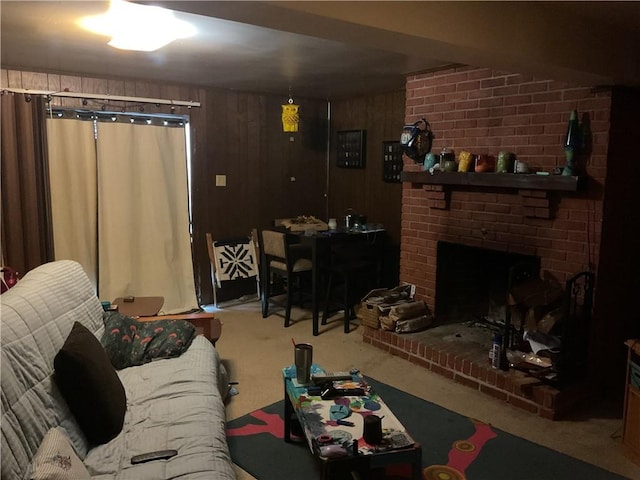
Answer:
[623,339,640,466]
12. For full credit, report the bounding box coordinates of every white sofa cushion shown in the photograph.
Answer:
[1,260,104,480]
[85,335,235,479]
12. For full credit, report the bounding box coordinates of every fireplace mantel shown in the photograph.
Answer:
[401,171,584,218]
[401,171,582,191]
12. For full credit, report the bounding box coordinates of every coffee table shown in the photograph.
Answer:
[283,365,422,479]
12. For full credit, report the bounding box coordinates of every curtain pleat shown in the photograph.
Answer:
[96,122,198,313]
[46,118,98,287]
[0,94,52,275]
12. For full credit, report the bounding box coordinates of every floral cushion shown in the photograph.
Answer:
[101,312,196,370]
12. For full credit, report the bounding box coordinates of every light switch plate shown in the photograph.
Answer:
[215,175,227,187]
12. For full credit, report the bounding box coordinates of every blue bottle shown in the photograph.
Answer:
[491,333,502,369]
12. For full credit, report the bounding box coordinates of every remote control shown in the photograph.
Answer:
[131,449,178,464]
[311,371,353,383]
[321,387,365,399]
[389,432,414,449]
[307,385,324,396]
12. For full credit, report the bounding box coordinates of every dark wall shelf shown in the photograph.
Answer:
[401,171,582,192]
[337,129,366,169]
[383,141,403,183]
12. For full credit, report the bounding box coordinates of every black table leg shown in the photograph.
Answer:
[311,238,320,336]
[284,381,293,442]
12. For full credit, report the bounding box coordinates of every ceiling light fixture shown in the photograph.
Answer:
[79,0,196,52]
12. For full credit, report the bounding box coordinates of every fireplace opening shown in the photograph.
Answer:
[363,241,594,417]
[435,241,540,327]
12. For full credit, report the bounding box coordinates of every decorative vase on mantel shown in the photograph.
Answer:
[562,109,581,176]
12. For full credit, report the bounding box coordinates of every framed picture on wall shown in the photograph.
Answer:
[337,130,366,168]
[382,141,403,182]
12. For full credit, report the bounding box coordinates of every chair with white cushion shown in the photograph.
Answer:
[206,232,260,307]
[259,229,312,327]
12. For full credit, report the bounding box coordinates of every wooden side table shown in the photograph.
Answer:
[137,312,222,345]
[112,296,164,317]
[623,339,640,466]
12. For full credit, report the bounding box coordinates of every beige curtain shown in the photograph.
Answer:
[45,115,198,313]
[96,121,197,314]
[46,118,98,286]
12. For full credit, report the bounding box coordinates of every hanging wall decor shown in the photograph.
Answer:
[281,94,299,132]
[400,117,433,164]
[337,130,366,168]
[382,141,403,182]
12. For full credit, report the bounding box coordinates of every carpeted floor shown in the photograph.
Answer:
[211,301,638,479]
[226,376,630,480]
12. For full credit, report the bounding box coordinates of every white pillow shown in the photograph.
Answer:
[31,428,91,480]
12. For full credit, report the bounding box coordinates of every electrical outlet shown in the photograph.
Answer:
[215,175,227,187]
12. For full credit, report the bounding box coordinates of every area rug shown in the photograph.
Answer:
[226,377,629,480]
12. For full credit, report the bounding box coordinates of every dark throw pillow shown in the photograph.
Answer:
[101,311,196,370]
[54,322,126,446]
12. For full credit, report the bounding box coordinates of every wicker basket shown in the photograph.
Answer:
[357,302,389,329]
[357,285,413,329]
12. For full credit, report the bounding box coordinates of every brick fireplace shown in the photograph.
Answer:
[363,66,640,416]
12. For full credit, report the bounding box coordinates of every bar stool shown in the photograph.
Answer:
[259,229,312,327]
[321,239,377,333]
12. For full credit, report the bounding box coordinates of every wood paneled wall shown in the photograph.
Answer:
[329,91,406,287]
[191,91,328,302]
[2,69,406,303]
[328,92,405,246]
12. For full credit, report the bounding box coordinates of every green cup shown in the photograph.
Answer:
[442,160,457,172]
[497,151,514,173]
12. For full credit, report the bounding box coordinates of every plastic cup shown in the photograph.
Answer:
[294,343,313,385]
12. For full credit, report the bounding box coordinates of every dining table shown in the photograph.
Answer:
[286,227,387,336]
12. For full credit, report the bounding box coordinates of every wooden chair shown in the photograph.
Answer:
[259,229,312,327]
[206,232,260,307]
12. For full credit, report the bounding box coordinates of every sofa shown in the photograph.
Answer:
[1,260,236,480]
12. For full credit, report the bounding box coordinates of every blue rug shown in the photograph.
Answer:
[226,377,629,479]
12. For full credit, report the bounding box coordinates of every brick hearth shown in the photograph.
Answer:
[362,325,590,420]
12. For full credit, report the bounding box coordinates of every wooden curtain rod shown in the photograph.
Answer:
[2,88,200,108]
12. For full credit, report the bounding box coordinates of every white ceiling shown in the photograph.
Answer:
[1,1,639,100]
